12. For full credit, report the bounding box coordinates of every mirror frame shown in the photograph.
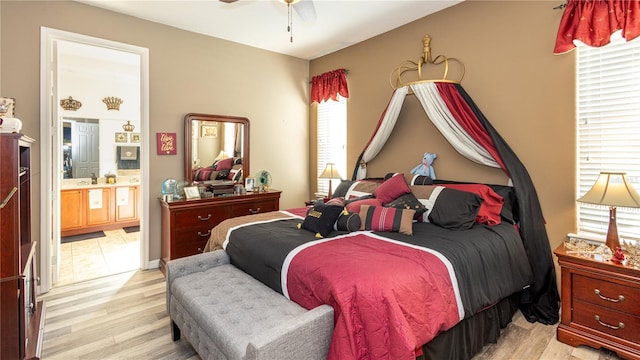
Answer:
[184,113,250,183]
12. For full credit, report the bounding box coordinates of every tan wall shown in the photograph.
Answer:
[310,1,576,263]
[1,1,309,268]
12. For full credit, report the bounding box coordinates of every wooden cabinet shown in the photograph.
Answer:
[60,190,84,229]
[87,188,112,226]
[555,245,640,360]
[0,133,45,359]
[60,185,139,237]
[160,190,281,275]
[116,186,138,222]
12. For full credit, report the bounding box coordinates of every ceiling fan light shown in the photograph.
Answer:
[283,0,300,4]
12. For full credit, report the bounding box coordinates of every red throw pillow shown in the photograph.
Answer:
[373,173,411,205]
[440,184,504,225]
[345,198,383,213]
[215,157,234,171]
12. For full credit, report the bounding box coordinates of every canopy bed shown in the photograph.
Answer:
[169,36,559,360]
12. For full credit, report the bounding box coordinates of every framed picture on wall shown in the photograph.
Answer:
[156,132,177,155]
[115,132,128,143]
[0,97,15,117]
[201,124,218,138]
[131,133,141,143]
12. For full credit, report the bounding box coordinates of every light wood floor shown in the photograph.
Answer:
[40,269,623,360]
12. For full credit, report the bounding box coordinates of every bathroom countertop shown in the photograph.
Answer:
[60,179,141,190]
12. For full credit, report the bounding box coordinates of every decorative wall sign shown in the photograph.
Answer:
[60,96,81,111]
[201,124,218,138]
[0,97,16,117]
[131,133,141,143]
[115,132,128,143]
[157,132,177,155]
[103,96,123,110]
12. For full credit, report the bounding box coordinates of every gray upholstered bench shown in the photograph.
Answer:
[166,250,334,360]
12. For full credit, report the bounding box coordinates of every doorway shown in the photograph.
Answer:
[40,28,150,293]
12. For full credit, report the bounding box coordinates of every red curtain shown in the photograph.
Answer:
[310,69,349,103]
[554,0,640,54]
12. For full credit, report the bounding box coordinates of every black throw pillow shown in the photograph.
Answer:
[300,203,344,237]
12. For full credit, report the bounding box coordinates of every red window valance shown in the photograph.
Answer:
[310,69,349,104]
[554,0,640,54]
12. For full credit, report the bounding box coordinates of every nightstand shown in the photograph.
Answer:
[554,244,640,360]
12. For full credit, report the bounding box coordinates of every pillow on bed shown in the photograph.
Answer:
[344,180,382,200]
[326,197,345,206]
[385,172,433,186]
[335,211,362,232]
[213,157,234,171]
[385,192,426,220]
[359,205,415,235]
[193,167,216,181]
[215,169,231,180]
[333,180,355,199]
[373,173,411,204]
[440,184,504,226]
[418,187,483,230]
[345,197,382,213]
[227,168,240,181]
[490,185,518,224]
[410,175,434,185]
[300,203,344,238]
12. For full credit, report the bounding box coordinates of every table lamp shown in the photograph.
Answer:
[319,163,343,199]
[577,172,640,250]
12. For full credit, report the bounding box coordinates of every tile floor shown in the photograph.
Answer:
[56,228,140,286]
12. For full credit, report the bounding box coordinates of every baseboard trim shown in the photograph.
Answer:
[145,259,160,270]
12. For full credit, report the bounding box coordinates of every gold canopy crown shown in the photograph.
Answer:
[390,35,466,90]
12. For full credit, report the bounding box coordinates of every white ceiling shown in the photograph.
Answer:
[76,0,463,60]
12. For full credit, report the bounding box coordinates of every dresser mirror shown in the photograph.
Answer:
[184,113,250,183]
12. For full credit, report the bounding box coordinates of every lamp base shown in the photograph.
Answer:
[606,207,620,251]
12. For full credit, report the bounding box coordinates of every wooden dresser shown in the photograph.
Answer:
[555,244,640,360]
[0,133,45,359]
[159,190,281,275]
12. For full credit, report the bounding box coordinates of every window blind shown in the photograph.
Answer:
[577,31,640,241]
[317,95,347,195]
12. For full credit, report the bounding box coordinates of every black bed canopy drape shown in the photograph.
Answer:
[352,36,560,325]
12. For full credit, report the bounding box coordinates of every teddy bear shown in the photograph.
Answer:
[410,152,437,179]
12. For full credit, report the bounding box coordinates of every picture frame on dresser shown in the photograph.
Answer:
[184,186,200,199]
[245,177,255,192]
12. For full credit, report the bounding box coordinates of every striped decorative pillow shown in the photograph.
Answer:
[359,205,415,236]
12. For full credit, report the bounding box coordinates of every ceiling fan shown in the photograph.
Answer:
[219,0,317,42]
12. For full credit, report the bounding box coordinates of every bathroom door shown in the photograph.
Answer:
[71,121,100,178]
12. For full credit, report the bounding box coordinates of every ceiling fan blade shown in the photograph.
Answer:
[293,0,317,22]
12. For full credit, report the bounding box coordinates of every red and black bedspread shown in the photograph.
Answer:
[222,209,533,360]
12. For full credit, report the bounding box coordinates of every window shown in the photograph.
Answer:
[576,31,640,241]
[317,95,347,195]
